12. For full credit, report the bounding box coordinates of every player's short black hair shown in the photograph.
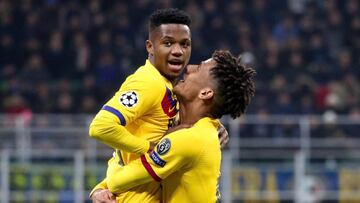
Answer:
[210,50,256,119]
[149,8,191,32]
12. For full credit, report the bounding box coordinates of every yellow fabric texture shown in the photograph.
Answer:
[106,117,221,203]
[89,60,178,202]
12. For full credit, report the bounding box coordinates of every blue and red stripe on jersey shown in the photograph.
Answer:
[161,87,178,118]
[102,105,126,126]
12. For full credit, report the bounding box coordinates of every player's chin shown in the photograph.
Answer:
[165,72,181,81]
[174,78,185,89]
[173,85,181,95]
[173,76,183,85]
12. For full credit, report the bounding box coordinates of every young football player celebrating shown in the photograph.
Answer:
[89,8,229,203]
[105,50,256,202]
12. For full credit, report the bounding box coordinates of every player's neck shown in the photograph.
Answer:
[178,101,207,125]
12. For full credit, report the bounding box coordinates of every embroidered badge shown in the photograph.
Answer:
[119,91,138,108]
[157,138,171,155]
[149,151,166,167]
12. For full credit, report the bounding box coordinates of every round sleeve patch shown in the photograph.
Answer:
[157,138,171,155]
[119,91,138,108]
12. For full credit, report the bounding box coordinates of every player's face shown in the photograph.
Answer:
[174,58,217,101]
[147,24,191,81]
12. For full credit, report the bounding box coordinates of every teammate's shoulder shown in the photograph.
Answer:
[166,127,198,143]
[167,128,206,157]
[194,118,219,132]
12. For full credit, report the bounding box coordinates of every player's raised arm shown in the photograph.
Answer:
[89,72,165,154]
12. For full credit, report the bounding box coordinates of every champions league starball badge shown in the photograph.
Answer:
[120,91,138,108]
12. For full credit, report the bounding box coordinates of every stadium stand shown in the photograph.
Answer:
[0,0,359,116]
[0,0,360,202]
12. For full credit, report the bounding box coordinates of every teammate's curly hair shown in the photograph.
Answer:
[149,8,191,31]
[210,50,256,119]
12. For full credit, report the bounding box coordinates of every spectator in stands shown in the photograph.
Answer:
[0,0,358,117]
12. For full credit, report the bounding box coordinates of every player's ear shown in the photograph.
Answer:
[199,87,214,100]
[146,40,154,55]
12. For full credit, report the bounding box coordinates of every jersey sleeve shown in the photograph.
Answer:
[105,74,164,124]
[141,130,198,180]
[106,130,199,194]
[89,178,107,197]
[89,74,164,154]
[106,157,153,194]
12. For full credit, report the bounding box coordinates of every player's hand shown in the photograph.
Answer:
[218,123,229,149]
[165,123,192,135]
[91,189,116,203]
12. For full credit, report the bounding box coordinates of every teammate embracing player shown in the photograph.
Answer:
[105,50,256,202]
[89,8,228,203]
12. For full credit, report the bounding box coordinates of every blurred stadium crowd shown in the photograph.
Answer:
[0,0,359,116]
[1,1,359,201]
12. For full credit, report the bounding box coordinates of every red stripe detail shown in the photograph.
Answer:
[141,155,162,182]
[147,142,154,153]
[161,88,178,117]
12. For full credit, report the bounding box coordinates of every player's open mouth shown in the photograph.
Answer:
[168,60,183,72]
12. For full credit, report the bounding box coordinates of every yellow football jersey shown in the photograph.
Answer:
[89,60,178,202]
[106,117,221,203]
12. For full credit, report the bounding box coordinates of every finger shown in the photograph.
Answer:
[100,189,115,201]
[92,190,112,202]
[225,136,229,144]
[220,138,225,147]
[220,134,228,146]
[105,193,112,200]
[219,134,225,143]
[218,130,226,139]
[99,192,112,201]
[106,192,115,200]
[217,127,225,135]
[218,130,228,141]
[220,136,229,149]
[103,199,116,203]
[103,198,116,203]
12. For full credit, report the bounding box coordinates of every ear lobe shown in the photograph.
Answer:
[146,40,154,55]
[199,88,214,100]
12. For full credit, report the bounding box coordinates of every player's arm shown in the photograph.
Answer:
[106,130,197,194]
[89,110,152,154]
[89,77,162,154]
[106,156,153,194]
[89,156,123,199]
